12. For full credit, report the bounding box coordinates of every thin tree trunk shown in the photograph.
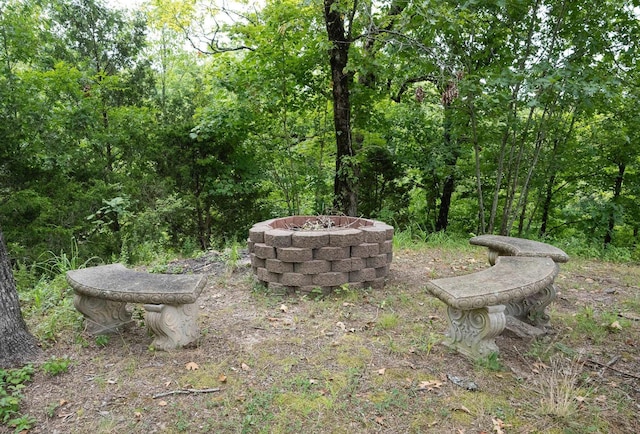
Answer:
[470,97,486,234]
[604,162,625,246]
[0,227,40,368]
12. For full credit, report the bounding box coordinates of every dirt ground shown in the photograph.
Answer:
[7,245,640,433]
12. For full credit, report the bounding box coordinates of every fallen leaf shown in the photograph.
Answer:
[608,320,622,331]
[492,417,505,434]
[185,362,199,371]
[375,416,385,425]
[417,380,443,391]
[59,399,68,406]
[241,363,251,371]
[158,400,167,407]
[164,381,171,387]
[342,302,355,307]
[218,374,227,383]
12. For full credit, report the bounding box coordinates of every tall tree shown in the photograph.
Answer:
[0,226,40,368]
[323,0,358,215]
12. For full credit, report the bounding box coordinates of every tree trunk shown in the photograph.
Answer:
[604,162,625,246]
[324,0,358,216]
[0,227,40,368]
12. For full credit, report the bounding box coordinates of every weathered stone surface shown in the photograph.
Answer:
[470,234,569,265]
[67,264,206,304]
[328,229,364,247]
[294,260,331,274]
[248,226,267,243]
[277,247,313,262]
[313,272,349,287]
[315,246,350,261]
[425,257,558,310]
[364,277,385,289]
[367,254,388,269]
[266,259,294,274]
[253,243,277,259]
[350,268,377,283]
[330,259,353,273]
[361,226,387,244]
[375,264,390,278]
[379,240,393,254]
[264,229,293,248]
[281,272,313,286]
[351,242,379,258]
[291,231,330,249]
[350,257,366,271]
[250,254,266,269]
[256,267,280,283]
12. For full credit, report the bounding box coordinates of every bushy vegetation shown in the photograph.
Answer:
[2,0,639,271]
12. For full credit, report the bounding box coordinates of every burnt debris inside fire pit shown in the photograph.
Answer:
[248,216,394,295]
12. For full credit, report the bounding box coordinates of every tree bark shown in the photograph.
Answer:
[0,226,40,368]
[324,0,358,216]
[604,162,625,246]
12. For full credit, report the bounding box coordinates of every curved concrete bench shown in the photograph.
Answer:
[470,234,569,265]
[67,263,207,351]
[425,256,558,359]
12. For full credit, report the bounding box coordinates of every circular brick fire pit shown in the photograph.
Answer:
[248,216,394,295]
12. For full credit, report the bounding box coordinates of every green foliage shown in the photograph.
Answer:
[40,356,71,376]
[0,365,35,432]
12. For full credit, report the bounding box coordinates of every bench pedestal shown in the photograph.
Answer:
[505,283,556,327]
[74,294,132,334]
[445,305,506,359]
[144,303,200,351]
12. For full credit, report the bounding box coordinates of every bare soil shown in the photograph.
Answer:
[8,245,640,433]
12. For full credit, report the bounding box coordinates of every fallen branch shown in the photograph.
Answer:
[152,388,223,399]
[581,357,640,381]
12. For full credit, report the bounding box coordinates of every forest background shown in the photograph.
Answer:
[2,0,640,267]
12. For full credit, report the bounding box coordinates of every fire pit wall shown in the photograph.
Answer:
[248,216,394,295]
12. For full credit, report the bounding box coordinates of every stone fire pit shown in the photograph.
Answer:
[248,216,394,295]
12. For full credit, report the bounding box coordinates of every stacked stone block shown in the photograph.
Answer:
[248,216,394,295]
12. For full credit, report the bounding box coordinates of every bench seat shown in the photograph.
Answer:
[470,234,569,265]
[425,256,558,359]
[67,264,207,351]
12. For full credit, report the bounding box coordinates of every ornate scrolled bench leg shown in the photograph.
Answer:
[505,284,556,327]
[444,305,506,359]
[144,303,200,351]
[73,293,132,334]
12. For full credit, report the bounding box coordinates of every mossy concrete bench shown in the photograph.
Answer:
[470,234,569,265]
[425,256,558,359]
[66,264,207,351]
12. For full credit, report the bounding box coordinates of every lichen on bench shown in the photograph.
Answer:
[66,263,207,351]
[425,256,558,359]
[470,234,569,265]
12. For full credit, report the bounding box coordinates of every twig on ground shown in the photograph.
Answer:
[152,388,223,399]
[581,357,640,380]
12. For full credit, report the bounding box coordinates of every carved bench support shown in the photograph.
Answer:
[73,293,132,334]
[144,303,200,351]
[505,284,557,327]
[445,305,506,359]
